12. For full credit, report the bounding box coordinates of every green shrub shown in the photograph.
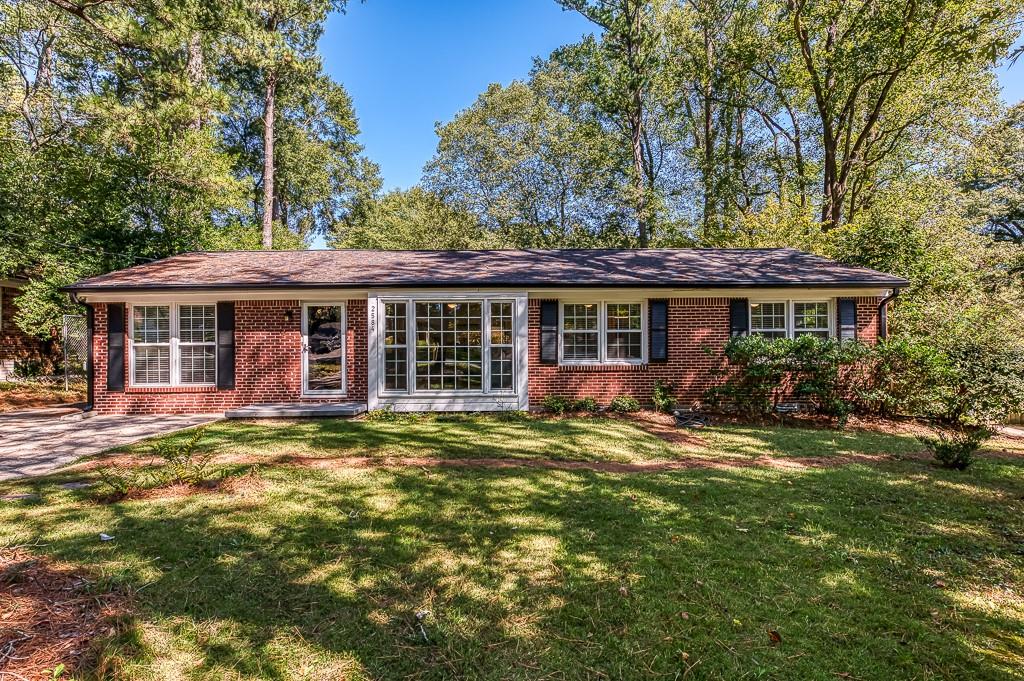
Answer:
[542,395,574,415]
[855,337,951,418]
[789,336,870,426]
[940,337,1024,425]
[12,359,45,379]
[651,380,676,413]
[705,335,794,416]
[93,466,147,501]
[609,395,640,413]
[364,406,409,422]
[151,427,214,484]
[918,426,992,470]
[573,397,600,413]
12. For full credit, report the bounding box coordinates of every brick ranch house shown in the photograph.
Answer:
[1,278,57,380]
[63,249,908,416]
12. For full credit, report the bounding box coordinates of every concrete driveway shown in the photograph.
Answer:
[0,408,221,480]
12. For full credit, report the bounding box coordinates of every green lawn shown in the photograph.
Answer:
[2,415,1023,679]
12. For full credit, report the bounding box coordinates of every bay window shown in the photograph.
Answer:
[560,301,646,364]
[130,304,216,386]
[380,298,516,394]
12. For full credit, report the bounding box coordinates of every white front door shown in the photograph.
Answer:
[302,303,346,396]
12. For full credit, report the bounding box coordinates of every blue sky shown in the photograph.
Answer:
[320,1,1023,194]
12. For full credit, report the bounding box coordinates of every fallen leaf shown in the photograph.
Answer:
[932,580,947,589]
[768,629,782,645]
[680,611,690,620]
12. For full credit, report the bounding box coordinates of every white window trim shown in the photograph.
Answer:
[128,303,217,388]
[558,300,648,366]
[378,296,517,397]
[749,299,835,339]
[301,302,347,397]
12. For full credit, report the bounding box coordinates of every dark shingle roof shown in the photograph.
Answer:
[65,248,908,292]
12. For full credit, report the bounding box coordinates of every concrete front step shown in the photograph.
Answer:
[224,402,367,419]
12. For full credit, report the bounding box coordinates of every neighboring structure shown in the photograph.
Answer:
[0,279,56,380]
[64,249,908,415]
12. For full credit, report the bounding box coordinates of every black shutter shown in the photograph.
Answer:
[106,303,125,391]
[216,301,235,389]
[729,298,749,337]
[838,298,857,341]
[540,300,558,364]
[649,299,668,362]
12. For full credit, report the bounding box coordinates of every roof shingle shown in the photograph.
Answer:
[65,248,909,292]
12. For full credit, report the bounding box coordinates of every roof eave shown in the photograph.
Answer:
[63,279,910,294]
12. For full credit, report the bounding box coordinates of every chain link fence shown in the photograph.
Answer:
[62,314,88,392]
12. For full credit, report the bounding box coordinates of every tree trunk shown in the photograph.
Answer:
[185,33,205,130]
[262,71,277,250]
[630,103,649,247]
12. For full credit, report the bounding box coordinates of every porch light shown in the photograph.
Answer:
[284,309,294,322]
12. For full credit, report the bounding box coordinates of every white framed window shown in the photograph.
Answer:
[749,300,832,340]
[793,301,831,339]
[379,297,516,395]
[560,301,647,365]
[129,303,216,386]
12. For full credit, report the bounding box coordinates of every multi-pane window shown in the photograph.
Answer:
[606,303,643,360]
[560,302,645,364]
[381,298,515,394]
[132,306,171,384]
[130,304,215,386]
[793,302,830,339]
[178,305,216,384]
[490,302,514,391]
[383,302,408,391]
[415,301,483,391]
[749,301,832,340]
[562,304,600,361]
[750,302,788,339]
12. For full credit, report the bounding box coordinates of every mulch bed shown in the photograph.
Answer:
[0,548,125,680]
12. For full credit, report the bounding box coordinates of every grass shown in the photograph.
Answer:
[0,379,85,412]
[1,415,1023,679]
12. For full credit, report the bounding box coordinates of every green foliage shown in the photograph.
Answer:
[573,397,600,413]
[789,336,870,426]
[706,335,794,416]
[93,466,148,501]
[609,395,641,413]
[542,395,575,415]
[856,338,951,418]
[150,428,214,485]
[918,426,993,471]
[651,380,676,414]
[331,187,492,249]
[11,359,46,379]
[711,331,1024,427]
[363,407,421,423]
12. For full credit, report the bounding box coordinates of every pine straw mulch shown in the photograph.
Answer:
[0,547,126,680]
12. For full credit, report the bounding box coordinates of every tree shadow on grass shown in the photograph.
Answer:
[5,450,1024,679]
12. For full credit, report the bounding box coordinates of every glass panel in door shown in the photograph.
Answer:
[304,305,344,393]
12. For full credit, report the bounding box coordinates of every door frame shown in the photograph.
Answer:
[301,302,347,398]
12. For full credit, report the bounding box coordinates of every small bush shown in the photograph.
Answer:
[542,395,574,415]
[918,426,992,471]
[12,359,45,379]
[364,406,408,422]
[151,427,214,484]
[609,395,640,413]
[705,335,793,416]
[652,380,676,413]
[573,397,600,413]
[93,466,147,501]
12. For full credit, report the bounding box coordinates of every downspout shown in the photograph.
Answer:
[877,288,901,340]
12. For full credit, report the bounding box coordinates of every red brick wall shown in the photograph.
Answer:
[91,300,367,414]
[0,286,53,373]
[527,296,883,409]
